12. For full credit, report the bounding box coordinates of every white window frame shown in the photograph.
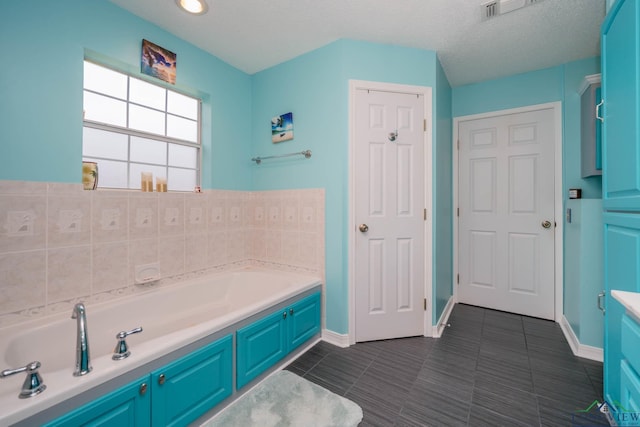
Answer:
[82,59,202,191]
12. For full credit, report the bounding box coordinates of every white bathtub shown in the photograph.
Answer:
[0,267,321,426]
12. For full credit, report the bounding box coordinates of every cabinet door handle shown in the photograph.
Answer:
[282,311,287,319]
[290,308,294,316]
[596,100,604,123]
[597,291,606,315]
[158,374,166,385]
[139,383,148,395]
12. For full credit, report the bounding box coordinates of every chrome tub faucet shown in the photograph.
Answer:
[71,303,92,376]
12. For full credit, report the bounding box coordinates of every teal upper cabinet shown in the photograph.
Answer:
[602,0,640,210]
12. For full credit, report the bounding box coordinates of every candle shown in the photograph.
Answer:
[156,177,167,192]
[141,172,153,192]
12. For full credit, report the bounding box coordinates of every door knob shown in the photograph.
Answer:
[541,220,552,229]
[359,224,369,232]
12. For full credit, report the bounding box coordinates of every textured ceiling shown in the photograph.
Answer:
[108,0,606,86]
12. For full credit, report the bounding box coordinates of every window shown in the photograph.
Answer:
[82,60,201,191]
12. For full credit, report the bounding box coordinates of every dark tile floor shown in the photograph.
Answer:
[285,303,608,426]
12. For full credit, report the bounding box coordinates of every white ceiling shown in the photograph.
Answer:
[109,0,606,87]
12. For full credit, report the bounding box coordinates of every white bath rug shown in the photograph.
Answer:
[202,370,363,427]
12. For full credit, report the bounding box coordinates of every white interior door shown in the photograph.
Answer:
[457,108,556,320]
[354,88,426,342]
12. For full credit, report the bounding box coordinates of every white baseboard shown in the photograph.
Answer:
[322,329,350,348]
[432,296,455,337]
[559,315,603,362]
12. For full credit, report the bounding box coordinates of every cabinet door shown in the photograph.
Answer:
[236,309,287,389]
[581,81,602,177]
[604,213,640,406]
[44,376,150,427]
[602,0,640,210]
[289,292,321,351]
[620,361,640,414]
[151,335,232,427]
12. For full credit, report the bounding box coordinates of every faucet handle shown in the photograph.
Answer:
[112,327,143,360]
[1,361,46,399]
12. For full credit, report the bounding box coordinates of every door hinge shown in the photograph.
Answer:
[424,208,427,220]
[423,298,427,311]
[457,207,460,217]
[423,119,427,132]
[457,274,460,284]
[457,140,460,150]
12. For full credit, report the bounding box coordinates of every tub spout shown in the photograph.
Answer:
[71,303,92,376]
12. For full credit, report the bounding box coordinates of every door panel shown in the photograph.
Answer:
[458,108,555,320]
[602,0,640,210]
[355,88,426,342]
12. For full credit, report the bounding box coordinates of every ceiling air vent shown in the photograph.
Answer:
[481,0,500,21]
[481,0,545,21]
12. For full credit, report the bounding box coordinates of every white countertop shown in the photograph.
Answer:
[612,290,640,323]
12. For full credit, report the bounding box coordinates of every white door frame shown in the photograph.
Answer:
[452,102,564,321]
[348,80,433,345]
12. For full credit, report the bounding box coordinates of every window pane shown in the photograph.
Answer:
[168,167,196,191]
[84,91,127,127]
[129,104,165,135]
[83,158,128,189]
[130,136,167,165]
[167,115,198,142]
[168,143,197,168]
[129,163,167,190]
[83,61,127,99]
[130,78,166,110]
[167,91,198,119]
[83,127,128,160]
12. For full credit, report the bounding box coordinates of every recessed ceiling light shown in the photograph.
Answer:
[175,0,208,15]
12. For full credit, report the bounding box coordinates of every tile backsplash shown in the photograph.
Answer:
[0,181,325,327]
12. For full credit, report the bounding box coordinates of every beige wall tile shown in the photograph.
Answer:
[129,238,158,281]
[47,195,91,248]
[0,180,47,195]
[93,192,128,244]
[47,246,92,303]
[208,231,227,266]
[159,193,185,237]
[0,250,46,314]
[185,193,208,236]
[185,234,208,272]
[159,236,185,278]
[92,241,129,292]
[129,193,158,240]
[0,195,47,253]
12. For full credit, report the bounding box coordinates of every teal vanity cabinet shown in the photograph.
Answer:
[43,376,151,427]
[602,0,640,413]
[620,314,640,413]
[43,335,232,427]
[236,291,321,389]
[151,335,233,427]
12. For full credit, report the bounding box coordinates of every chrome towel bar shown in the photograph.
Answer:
[251,150,312,165]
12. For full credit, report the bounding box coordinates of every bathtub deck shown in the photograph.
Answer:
[285,303,607,426]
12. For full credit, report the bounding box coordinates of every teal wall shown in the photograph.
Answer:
[1,0,252,190]
[564,199,604,348]
[452,57,603,348]
[251,40,443,334]
[434,58,454,323]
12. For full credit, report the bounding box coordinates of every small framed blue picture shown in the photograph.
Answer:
[272,112,293,143]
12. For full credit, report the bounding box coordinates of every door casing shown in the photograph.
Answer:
[348,80,433,345]
[452,102,564,321]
